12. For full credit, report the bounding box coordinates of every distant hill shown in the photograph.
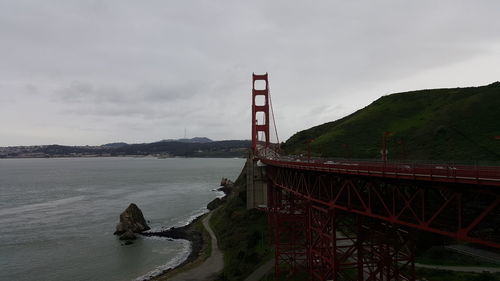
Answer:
[111,140,248,157]
[0,139,250,158]
[284,82,500,162]
[161,137,213,143]
[101,142,128,148]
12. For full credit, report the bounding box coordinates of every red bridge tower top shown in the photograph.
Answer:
[252,73,270,152]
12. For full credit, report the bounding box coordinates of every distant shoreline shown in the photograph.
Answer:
[0,155,245,160]
[0,139,251,159]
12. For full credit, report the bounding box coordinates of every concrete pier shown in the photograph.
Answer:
[246,152,268,209]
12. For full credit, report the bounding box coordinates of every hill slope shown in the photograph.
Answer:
[284,82,500,162]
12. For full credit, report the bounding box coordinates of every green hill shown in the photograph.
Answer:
[284,82,500,162]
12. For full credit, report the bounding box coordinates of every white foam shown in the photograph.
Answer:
[214,190,226,198]
[133,239,192,281]
[142,207,209,234]
[143,225,167,233]
[142,235,177,242]
[177,207,208,226]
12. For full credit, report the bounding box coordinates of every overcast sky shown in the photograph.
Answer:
[1,1,499,146]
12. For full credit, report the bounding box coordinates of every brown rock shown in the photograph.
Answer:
[220,177,228,186]
[113,203,150,236]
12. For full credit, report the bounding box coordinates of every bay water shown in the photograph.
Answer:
[0,157,245,281]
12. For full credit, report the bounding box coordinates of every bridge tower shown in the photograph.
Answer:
[247,73,271,209]
[252,73,270,151]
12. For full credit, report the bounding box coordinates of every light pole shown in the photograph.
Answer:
[382,131,392,164]
[307,139,315,162]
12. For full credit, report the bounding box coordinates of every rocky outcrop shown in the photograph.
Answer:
[114,203,150,240]
[218,178,234,196]
[220,177,233,187]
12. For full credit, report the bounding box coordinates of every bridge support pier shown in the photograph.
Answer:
[246,151,268,209]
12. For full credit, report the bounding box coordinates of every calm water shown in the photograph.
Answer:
[0,157,244,281]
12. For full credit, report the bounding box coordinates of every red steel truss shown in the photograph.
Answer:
[266,165,499,280]
[268,184,308,276]
[268,166,500,248]
[268,167,417,281]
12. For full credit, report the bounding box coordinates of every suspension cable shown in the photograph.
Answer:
[268,84,280,146]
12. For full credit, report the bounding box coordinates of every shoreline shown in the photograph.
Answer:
[140,213,206,278]
[138,181,232,280]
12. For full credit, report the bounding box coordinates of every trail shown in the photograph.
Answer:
[169,212,223,281]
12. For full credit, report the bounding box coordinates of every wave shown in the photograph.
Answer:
[144,207,209,234]
[213,190,226,198]
[177,207,209,226]
[176,189,227,225]
[133,239,192,281]
[0,196,86,217]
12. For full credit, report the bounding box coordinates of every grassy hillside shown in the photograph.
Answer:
[284,82,500,162]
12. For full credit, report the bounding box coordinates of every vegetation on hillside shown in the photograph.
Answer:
[211,160,272,281]
[284,82,500,162]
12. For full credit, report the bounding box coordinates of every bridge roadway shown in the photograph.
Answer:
[259,153,500,187]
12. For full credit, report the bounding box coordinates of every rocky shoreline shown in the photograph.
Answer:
[140,215,204,274]
[139,178,234,279]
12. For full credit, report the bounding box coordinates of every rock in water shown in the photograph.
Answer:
[114,203,150,239]
[119,230,137,241]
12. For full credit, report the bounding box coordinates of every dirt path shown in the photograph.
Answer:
[169,212,223,281]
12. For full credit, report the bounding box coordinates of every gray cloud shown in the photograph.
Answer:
[1,0,500,145]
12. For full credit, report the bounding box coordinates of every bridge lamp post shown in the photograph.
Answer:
[307,139,315,163]
[382,131,393,164]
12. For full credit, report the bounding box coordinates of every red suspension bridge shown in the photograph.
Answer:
[249,73,500,281]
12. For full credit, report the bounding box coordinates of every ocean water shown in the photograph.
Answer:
[0,157,245,281]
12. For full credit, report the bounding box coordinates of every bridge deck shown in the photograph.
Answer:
[261,156,500,187]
